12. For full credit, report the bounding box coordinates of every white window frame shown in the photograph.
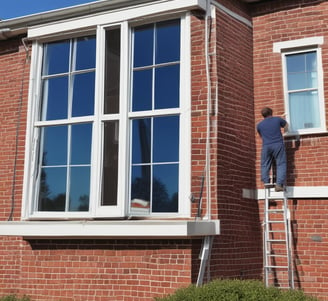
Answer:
[274,37,326,135]
[22,5,193,220]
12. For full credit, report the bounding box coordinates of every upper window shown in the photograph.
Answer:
[274,37,326,134]
[23,16,191,219]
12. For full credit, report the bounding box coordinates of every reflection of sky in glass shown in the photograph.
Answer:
[287,52,317,90]
[133,25,153,68]
[38,36,95,213]
[42,40,70,75]
[153,116,179,162]
[156,19,180,64]
[155,65,179,109]
[69,166,90,211]
[75,36,96,70]
[71,123,92,165]
[132,69,152,111]
[72,72,95,116]
[42,76,68,120]
[42,126,67,166]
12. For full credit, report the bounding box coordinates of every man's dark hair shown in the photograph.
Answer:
[261,107,273,118]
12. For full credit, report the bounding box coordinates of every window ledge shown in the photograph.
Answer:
[0,219,220,239]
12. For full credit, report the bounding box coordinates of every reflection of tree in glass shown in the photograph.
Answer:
[39,192,66,211]
[38,151,89,212]
[131,176,178,212]
[77,194,89,211]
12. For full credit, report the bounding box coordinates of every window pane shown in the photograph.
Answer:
[130,165,150,214]
[132,69,152,111]
[133,24,153,67]
[152,164,178,212]
[155,64,180,109]
[71,123,92,165]
[104,28,121,114]
[41,77,68,120]
[287,52,317,90]
[41,126,67,166]
[75,36,96,70]
[289,90,320,130]
[153,116,179,162]
[156,19,180,64]
[38,167,67,211]
[102,121,119,206]
[69,166,90,211]
[42,40,70,75]
[72,72,95,117]
[132,118,151,164]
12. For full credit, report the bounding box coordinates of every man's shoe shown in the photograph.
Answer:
[275,184,284,192]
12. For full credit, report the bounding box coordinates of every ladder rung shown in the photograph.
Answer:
[265,265,289,269]
[267,209,284,213]
[267,239,286,243]
[267,220,285,224]
[267,196,285,200]
[267,254,288,258]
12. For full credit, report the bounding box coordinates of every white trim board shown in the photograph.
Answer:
[0,220,220,239]
[243,186,328,200]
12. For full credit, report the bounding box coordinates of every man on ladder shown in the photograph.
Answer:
[257,107,288,191]
[257,107,294,289]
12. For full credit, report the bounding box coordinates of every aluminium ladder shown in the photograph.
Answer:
[263,184,294,289]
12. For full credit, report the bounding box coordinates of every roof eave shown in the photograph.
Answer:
[0,0,158,40]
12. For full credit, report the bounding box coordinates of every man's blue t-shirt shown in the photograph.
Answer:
[257,116,287,145]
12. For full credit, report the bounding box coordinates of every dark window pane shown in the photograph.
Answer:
[130,165,150,213]
[75,36,96,70]
[41,77,68,120]
[132,69,152,111]
[104,28,121,114]
[155,64,180,109]
[42,40,70,75]
[132,118,151,164]
[69,166,90,211]
[133,24,153,67]
[102,121,119,206]
[38,167,67,211]
[41,126,67,166]
[72,72,95,117]
[156,19,180,64]
[71,123,92,165]
[152,164,178,212]
[153,116,179,162]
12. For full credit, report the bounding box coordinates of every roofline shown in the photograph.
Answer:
[0,0,262,40]
[0,0,159,40]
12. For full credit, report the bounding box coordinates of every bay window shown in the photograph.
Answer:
[23,16,191,219]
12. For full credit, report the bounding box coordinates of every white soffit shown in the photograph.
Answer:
[28,0,207,39]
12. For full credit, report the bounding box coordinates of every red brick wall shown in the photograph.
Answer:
[0,37,29,222]
[209,1,262,281]
[253,0,328,299]
[0,238,194,301]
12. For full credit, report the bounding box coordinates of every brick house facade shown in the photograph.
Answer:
[0,0,327,300]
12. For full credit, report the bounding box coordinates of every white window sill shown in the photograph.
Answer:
[0,219,220,239]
